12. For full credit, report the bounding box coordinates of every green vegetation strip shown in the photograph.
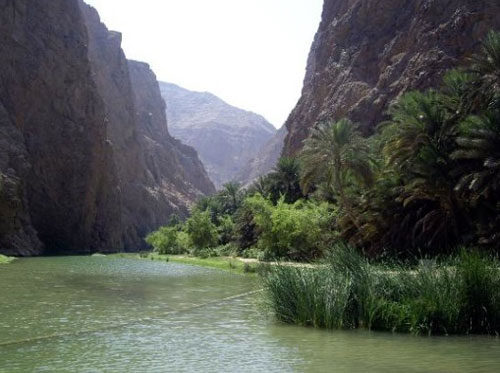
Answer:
[0,255,15,264]
[263,245,500,336]
[0,288,263,348]
[112,253,261,275]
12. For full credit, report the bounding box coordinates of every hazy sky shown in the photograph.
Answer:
[84,0,323,127]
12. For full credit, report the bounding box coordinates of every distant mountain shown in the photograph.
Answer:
[159,82,276,189]
[236,125,287,187]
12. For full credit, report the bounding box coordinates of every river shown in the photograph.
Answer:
[0,257,499,372]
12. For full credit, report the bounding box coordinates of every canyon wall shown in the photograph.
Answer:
[0,0,122,255]
[284,0,500,156]
[81,3,214,249]
[0,0,214,255]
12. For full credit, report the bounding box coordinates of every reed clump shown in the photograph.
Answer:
[262,244,500,335]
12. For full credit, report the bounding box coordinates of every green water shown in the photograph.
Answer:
[1,257,499,372]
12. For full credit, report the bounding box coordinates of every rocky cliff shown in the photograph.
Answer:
[236,126,287,187]
[0,0,214,255]
[284,0,500,156]
[160,82,276,189]
[81,3,214,249]
[0,0,122,255]
[127,61,215,245]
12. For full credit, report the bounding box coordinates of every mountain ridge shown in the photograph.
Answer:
[160,81,276,189]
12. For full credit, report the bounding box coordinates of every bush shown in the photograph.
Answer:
[185,210,218,252]
[217,215,235,245]
[213,243,238,257]
[145,226,187,255]
[177,231,192,252]
[246,194,334,261]
[234,203,259,252]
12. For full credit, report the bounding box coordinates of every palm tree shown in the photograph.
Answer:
[452,112,500,197]
[219,181,243,215]
[299,119,374,231]
[266,157,302,204]
[380,91,463,249]
[467,31,500,112]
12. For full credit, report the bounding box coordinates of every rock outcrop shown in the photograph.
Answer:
[81,3,214,249]
[0,0,122,255]
[284,0,500,156]
[127,61,215,246]
[0,0,214,255]
[160,82,276,189]
[236,126,287,187]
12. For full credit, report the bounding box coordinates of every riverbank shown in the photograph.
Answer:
[0,255,15,264]
[110,252,262,275]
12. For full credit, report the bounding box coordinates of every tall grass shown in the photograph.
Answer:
[0,254,15,264]
[262,245,500,335]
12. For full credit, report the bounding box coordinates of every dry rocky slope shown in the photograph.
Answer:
[284,0,500,156]
[236,126,288,187]
[160,82,276,189]
[0,0,214,256]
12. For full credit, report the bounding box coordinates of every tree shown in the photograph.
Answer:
[265,157,302,204]
[467,31,500,112]
[380,91,464,250]
[218,182,243,215]
[185,210,218,251]
[300,119,373,231]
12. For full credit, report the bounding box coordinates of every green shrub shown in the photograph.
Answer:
[196,247,218,259]
[241,247,262,259]
[213,243,238,257]
[177,231,192,252]
[234,201,260,252]
[0,254,14,264]
[185,210,218,251]
[217,215,235,245]
[145,226,187,255]
[246,194,334,261]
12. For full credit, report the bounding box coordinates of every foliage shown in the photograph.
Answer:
[216,215,235,245]
[185,210,218,251]
[245,194,335,261]
[264,158,303,204]
[0,254,15,264]
[332,31,500,254]
[145,226,188,255]
[300,119,374,232]
[263,244,500,335]
[147,253,260,276]
[233,202,259,252]
[144,32,500,261]
[195,182,244,222]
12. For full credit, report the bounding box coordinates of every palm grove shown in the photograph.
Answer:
[146,32,500,335]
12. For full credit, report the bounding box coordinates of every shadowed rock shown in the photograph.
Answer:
[284,0,500,156]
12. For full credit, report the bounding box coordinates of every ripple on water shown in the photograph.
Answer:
[1,257,500,372]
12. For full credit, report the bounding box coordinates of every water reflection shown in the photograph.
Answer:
[0,257,499,372]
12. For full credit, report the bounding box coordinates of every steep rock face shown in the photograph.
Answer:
[0,0,214,255]
[128,62,215,242]
[79,2,144,249]
[81,2,215,249]
[236,126,287,187]
[0,0,122,255]
[160,82,276,189]
[284,0,500,156]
